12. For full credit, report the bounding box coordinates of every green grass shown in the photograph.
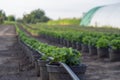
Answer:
[4,21,16,25]
[47,18,81,25]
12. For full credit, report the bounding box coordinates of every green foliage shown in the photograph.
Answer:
[0,10,6,24]
[7,15,15,21]
[0,10,16,24]
[96,37,109,48]
[21,24,120,50]
[47,18,81,25]
[15,24,81,66]
[82,36,92,45]
[16,18,23,23]
[4,21,16,25]
[89,37,98,46]
[23,9,50,23]
[110,39,120,50]
[50,47,81,66]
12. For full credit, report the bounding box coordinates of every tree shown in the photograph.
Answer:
[7,15,15,21]
[41,16,50,22]
[16,18,23,23]
[23,14,31,23]
[23,9,50,23]
[0,10,6,24]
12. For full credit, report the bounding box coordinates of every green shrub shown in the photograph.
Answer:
[82,36,92,45]
[50,47,81,66]
[96,38,109,48]
[89,37,98,46]
[110,39,120,50]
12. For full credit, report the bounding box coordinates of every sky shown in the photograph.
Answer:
[0,0,120,20]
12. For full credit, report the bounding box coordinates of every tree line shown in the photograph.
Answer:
[0,10,15,24]
[0,9,50,24]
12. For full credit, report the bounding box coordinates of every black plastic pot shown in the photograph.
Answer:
[33,53,42,76]
[81,44,89,53]
[57,38,61,44]
[109,48,120,61]
[19,40,33,62]
[19,40,42,76]
[88,45,97,56]
[60,38,64,45]
[31,49,41,62]
[97,47,109,58]
[46,63,87,80]
[56,38,60,44]
[35,60,40,76]
[38,60,49,80]
[40,34,45,38]
[63,39,67,46]
[49,36,52,41]
[44,34,47,39]
[72,41,76,49]
[66,40,72,47]
[76,42,82,51]
[53,37,56,42]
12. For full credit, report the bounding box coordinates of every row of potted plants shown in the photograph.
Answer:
[26,25,120,61]
[21,24,120,40]
[83,36,120,60]
[15,24,87,80]
[21,24,120,61]
[27,24,120,34]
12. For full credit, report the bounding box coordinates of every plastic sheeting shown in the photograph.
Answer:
[80,6,102,26]
[80,3,120,28]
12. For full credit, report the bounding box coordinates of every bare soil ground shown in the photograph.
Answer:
[0,25,39,80]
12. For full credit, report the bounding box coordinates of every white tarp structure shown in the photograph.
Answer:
[80,3,120,28]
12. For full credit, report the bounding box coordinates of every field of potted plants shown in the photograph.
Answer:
[15,24,87,80]
[21,24,120,61]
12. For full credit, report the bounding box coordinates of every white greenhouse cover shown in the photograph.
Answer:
[80,3,120,28]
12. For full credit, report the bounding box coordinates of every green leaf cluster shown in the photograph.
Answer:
[21,24,120,49]
[15,24,81,66]
[110,39,120,50]
[96,38,109,48]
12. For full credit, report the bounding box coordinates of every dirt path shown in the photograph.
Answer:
[82,54,120,80]
[0,25,38,80]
